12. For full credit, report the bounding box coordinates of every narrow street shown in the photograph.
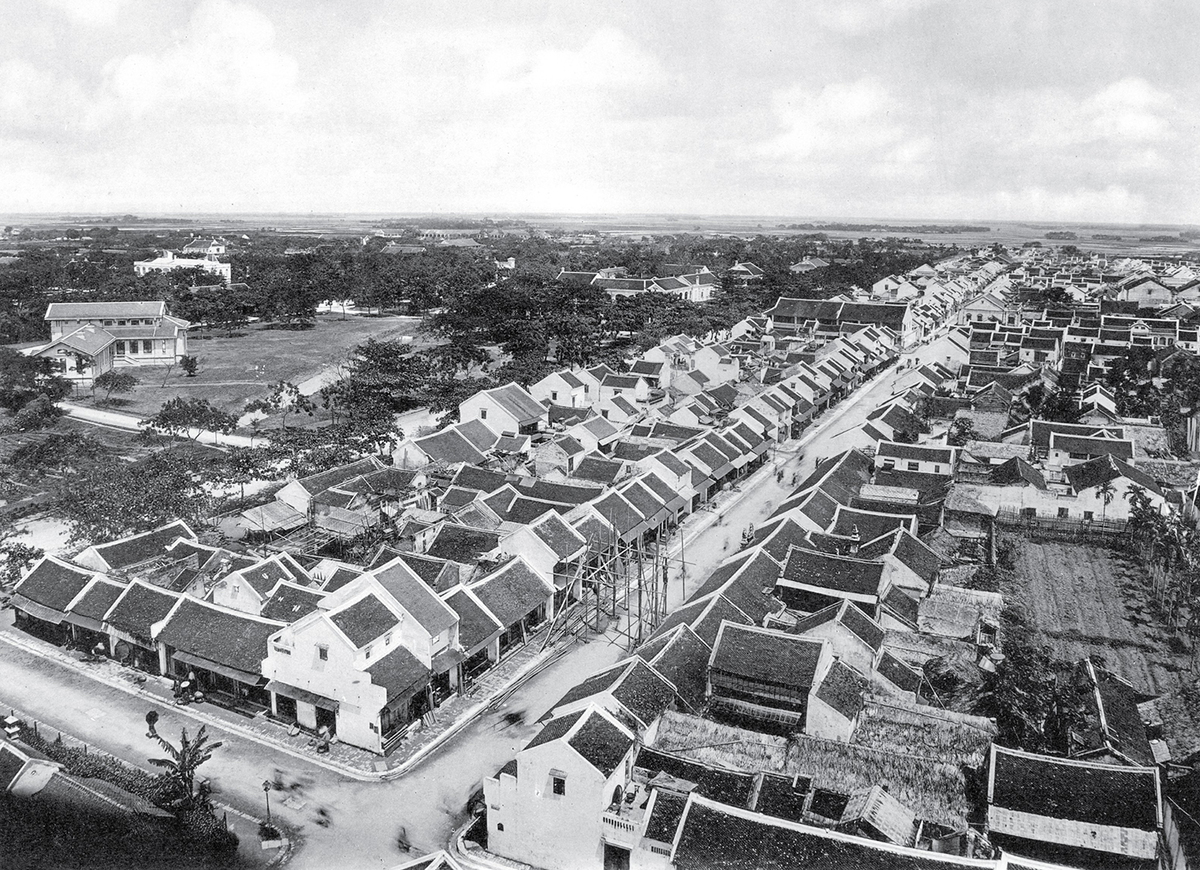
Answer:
[0,331,959,869]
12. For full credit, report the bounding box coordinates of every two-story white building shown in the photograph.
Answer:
[261,557,459,753]
[26,301,191,385]
[134,250,232,283]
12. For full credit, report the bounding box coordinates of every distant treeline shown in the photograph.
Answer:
[779,222,990,234]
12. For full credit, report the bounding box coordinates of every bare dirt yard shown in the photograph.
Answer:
[1004,539,1193,696]
[73,313,435,421]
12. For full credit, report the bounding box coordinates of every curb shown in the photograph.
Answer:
[0,628,382,782]
[0,695,292,868]
[382,638,574,780]
[0,614,582,785]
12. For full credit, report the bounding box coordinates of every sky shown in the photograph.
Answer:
[1,0,1198,223]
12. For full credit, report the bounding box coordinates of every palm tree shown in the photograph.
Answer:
[1096,479,1117,522]
[149,725,222,802]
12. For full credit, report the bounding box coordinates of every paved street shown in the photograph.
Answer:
[0,331,960,869]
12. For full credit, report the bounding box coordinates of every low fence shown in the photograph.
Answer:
[995,508,1128,545]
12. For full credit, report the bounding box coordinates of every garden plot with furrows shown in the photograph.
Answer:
[1003,540,1192,696]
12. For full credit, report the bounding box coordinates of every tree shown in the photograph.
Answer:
[9,431,105,478]
[0,348,71,412]
[1096,479,1116,520]
[93,370,137,404]
[56,450,214,543]
[149,726,222,804]
[141,398,237,442]
[179,355,198,377]
[244,381,315,431]
[11,394,62,431]
[947,418,978,447]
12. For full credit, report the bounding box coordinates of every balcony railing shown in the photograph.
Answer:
[601,811,641,848]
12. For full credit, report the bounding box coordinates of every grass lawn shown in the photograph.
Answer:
[1004,539,1192,695]
[74,313,434,421]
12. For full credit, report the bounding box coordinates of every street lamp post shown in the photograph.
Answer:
[262,780,272,824]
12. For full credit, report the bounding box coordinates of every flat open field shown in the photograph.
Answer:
[78,313,434,420]
[1003,540,1192,695]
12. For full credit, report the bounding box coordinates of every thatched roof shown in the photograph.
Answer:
[850,696,997,768]
[651,710,974,827]
[917,584,1003,641]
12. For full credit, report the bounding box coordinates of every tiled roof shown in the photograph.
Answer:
[1065,454,1161,496]
[636,624,711,711]
[14,557,94,612]
[989,744,1159,831]
[66,577,127,623]
[875,442,954,464]
[88,520,195,570]
[372,559,457,635]
[567,710,634,776]
[425,524,501,564]
[328,593,399,648]
[104,582,181,638]
[366,645,430,702]
[442,587,502,652]
[572,455,624,485]
[46,301,167,320]
[711,623,824,690]
[413,428,488,465]
[815,660,868,720]
[449,465,511,494]
[779,548,886,597]
[156,599,282,676]
[530,512,587,561]
[469,558,551,628]
[484,383,545,424]
[1050,433,1134,460]
[298,458,384,496]
[259,583,325,623]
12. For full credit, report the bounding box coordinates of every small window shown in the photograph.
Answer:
[103,319,114,326]
[1020,507,1037,518]
[496,823,504,832]
[933,465,941,474]
[142,340,152,354]
[882,459,895,470]
[317,644,329,661]
[1083,511,1094,521]
[480,408,488,420]
[551,391,558,401]
[365,645,372,659]
[1057,507,1069,519]
[601,410,609,419]
[115,341,126,355]
[552,776,566,796]
[907,462,920,471]
[384,633,392,647]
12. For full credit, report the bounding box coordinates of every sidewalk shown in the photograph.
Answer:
[0,607,573,783]
[60,401,258,447]
[0,696,291,869]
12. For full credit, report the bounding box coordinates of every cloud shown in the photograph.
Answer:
[0,58,91,137]
[38,0,127,27]
[812,0,944,34]
[758,78,932,175]
[105,0,301,117]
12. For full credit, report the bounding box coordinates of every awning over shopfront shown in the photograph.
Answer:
[431,647,467,675]
[265,679,340,711]
[10,595,65,625]
[172,651,264,686]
